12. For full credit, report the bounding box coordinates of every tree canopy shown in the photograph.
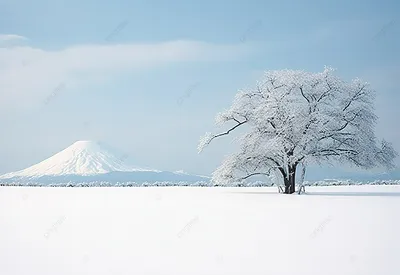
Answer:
[198,67,398,193]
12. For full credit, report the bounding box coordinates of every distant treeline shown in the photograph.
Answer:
[0,180,399,187]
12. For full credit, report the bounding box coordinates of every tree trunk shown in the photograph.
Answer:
[284,165,296,194]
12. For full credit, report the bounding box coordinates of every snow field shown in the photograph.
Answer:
[1,185,400,275]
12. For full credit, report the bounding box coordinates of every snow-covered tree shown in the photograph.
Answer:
[198,67,398,194]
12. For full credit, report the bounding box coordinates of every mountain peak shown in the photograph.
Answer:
[72,140,98,146]
[0,141,159,178]
[67,140,103,153]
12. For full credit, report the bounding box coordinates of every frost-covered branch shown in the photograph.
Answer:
[197,116,248,153]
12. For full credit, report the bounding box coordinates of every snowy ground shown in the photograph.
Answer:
[1,185,400,275]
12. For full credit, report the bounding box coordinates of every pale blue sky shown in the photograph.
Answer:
[0,0,399,180]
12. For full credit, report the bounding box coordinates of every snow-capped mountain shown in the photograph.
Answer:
[0,141,209,184]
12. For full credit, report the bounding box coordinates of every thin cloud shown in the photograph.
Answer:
[0,40,256,113]
[0,34,28,42]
